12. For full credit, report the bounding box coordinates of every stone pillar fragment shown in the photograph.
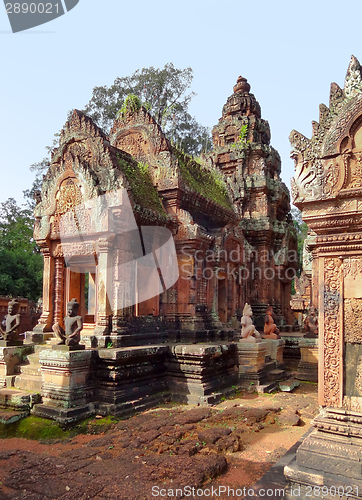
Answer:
[296,338,318,382]
[236,341,267,388]
[33,348,94,424]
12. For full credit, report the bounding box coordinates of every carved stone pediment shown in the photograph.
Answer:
[291,56,362,210]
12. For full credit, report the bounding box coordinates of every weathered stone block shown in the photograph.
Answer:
[37,348,93,409]
[95,345,169,416]
[0,345,33,386]
[237,341,268,389]
[296,338,318,382]
[285,408,362,498]
[263,338,285,366]
[166,343,238,405]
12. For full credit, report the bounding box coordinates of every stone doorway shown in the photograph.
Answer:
[64,264,96,329]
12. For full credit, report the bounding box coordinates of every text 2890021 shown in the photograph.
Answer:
[5,3,60,14]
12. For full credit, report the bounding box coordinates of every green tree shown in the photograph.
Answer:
[0,198,43,300]
[291,207,308,276]
[83,63,212,156]
[25,64,212,206]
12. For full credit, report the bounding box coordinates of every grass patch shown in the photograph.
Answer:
[173,148,233,210]
[117,154,165,215]
[0,416,71,441]
[0,414,120,442]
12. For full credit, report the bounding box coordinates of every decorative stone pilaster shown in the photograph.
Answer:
[33,246,54,334]
[33,348,94,424]
[53,257,65,327]
[285,56,362,498]
[93,237,115,340]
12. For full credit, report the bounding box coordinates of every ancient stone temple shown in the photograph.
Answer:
[285,56,362,498]
[210,76,297,327]
[32,78,296,346]
[23,77,296,422]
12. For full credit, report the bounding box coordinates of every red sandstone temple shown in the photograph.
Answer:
[31,77,297,347]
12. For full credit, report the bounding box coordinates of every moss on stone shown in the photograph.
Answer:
[0,414,119,441]
[116,154,165,215]
[173,148,233,211]
[0,416,70,440]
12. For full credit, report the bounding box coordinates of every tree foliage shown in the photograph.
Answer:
[25,64,212,207]
[0,199,43,300]
[83,63,212,156]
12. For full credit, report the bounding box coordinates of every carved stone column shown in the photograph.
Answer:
[33,245,54,334]
[93,237,115,340]
[53,257,65,328]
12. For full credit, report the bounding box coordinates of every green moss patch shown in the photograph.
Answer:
[116,154,165,215]
[0,414,120,442]
[173,148,233,210]
[0,416,70,441]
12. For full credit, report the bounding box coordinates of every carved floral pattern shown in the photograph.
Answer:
[51,178,84,237]
[323,161,340,196]
[343,258,362,279]
[323,258,342,407]
[350,153,362,188]
[344,298,362,343]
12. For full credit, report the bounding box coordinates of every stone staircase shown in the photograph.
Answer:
[255,357,288,394]
[0,343,53,423]
[14,343,52,393]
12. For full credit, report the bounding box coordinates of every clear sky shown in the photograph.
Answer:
[1,0,361,207]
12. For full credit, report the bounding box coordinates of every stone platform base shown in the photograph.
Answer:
[263,338,285,368]
[39,348,93,418]
[32,403,96,425]
[296,338,318,382]
[0,387,41,410]
[237,341,267,389]
[285,461,362,500]
[280,332,303,364]
[166,343,238,405]
[96,393,170,418]
[284,408,362,499]
[24,331,53,344]
[95,345,169,410]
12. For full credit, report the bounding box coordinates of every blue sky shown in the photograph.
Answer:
[1,0,361,207]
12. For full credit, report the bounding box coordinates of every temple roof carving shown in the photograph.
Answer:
[291,56,362,208]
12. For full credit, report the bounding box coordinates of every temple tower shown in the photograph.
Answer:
[210,77,297,327]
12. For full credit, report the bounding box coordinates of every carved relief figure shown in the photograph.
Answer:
[240,303,261,343]
[263,305,280,339]
[52,298,83,346]
[0,300,21,343]
[304,306,318,337]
